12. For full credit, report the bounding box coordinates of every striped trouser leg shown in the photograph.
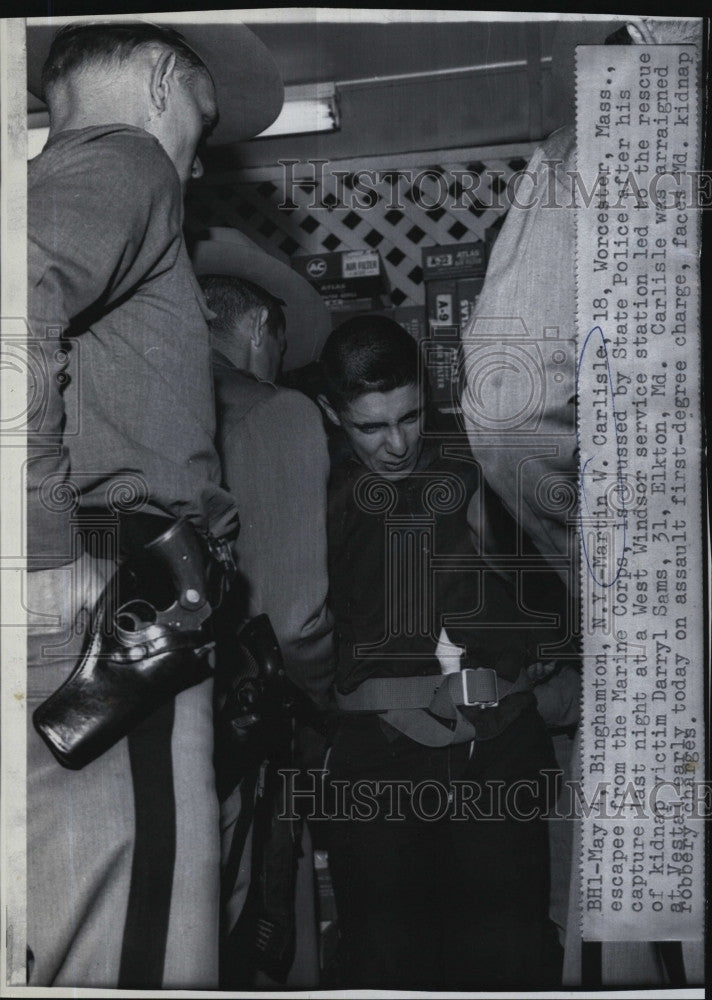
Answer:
[27,608,220,988]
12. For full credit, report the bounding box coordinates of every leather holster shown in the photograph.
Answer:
[33,516,224,770]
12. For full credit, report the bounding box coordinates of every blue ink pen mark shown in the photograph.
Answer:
[576,326,628,587]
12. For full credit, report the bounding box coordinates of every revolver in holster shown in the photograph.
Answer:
[33,515,236,770]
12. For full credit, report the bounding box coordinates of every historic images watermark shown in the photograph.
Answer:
[277,158,712,214]
[278,769,712,824]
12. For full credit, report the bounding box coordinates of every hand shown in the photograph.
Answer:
[527,660,559,684]
[27,552,115,634]
[626,19,699,45]
[436,626,464,674]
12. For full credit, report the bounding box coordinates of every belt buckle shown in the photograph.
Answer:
[461,668,499,708]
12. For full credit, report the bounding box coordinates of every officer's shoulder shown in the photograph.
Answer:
[99,127,177,185]
[264,385,325,426]
[32,125,177,195]
[77,125,175,184]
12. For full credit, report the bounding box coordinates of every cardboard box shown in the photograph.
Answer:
[292,249,391,310]
[393,305,427,342]
[426,277,484,332]
[422,245,486,409]
[457,276,485,329]
[422,325,461,406]
[426,279,457,329]
[421,241,486,281]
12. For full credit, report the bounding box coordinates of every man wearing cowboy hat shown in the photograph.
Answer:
[193,228,333,698]
[25,18,282,988]
[193,228,333,988]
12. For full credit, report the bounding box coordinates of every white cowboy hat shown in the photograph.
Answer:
[191,227,331,372]
[26,18,284,143]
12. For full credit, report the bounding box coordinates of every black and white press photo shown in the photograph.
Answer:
[0,8,707,997]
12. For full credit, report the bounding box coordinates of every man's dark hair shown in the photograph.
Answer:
[198,274,286,341]
[41,22,211,102]
[319,314,426,412]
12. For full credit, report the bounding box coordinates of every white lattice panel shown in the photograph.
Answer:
[187,143,535,307]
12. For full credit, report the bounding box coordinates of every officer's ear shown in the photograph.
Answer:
[317,394,342,428]
[250,307,270,349]
[149,46,178,114]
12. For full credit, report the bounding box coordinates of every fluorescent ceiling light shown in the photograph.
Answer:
[26,82,339,156]
[256,82,339,138]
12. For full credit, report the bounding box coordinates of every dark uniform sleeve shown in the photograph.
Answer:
[27,128,183,566]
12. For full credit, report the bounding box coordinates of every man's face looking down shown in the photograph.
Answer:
[329,383,425,480]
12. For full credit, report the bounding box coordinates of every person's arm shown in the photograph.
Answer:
[219,389,335,709]
[439,466,534,679]
[531,663,581,729]
[27,128,183,569]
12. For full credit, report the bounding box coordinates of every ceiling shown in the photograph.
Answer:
[207,17,621,169]
[248,20,555,86]
[26,15,626,168]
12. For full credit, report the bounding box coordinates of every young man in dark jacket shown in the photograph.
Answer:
[317,315,564,989]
